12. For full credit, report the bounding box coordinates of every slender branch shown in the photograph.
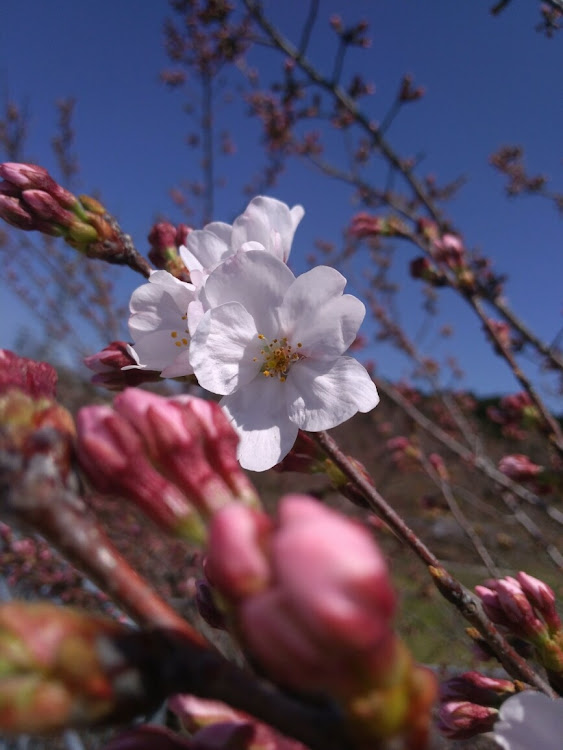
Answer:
[298,0,320,56]
[493,295,563,372]
[377,377,563,531]
[243,0,446,223]
[418,450,500,577]
[468,295,563,453]
[311,429,556,696]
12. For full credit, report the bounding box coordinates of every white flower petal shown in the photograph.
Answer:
[494,692,563,750]
[161,350,193,377]
[202,250,295,339]
[190,302,261,395]
[222,377,299,471]
[130,330,192,376]
[203,221,233,245]
[186,227,231,269]
[231,196,304,262]
[278,266,365,358]
[286,356,379,431]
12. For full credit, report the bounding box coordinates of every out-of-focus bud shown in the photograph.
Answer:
[0,350,75,492]
[398,74,425,102]
[409,256,447,286]
[113,389,260,514]
[205,496,435,746]
[498,454,543,482]
[432,233,465,268]
[416,217,440,243]
[204,503,272,600]
[75,405,206,542]
[437,700,497,739]
[168,694,304,750]
[439,671,516,706]
[349,212,406,240]
[429,452,449,481]
[147,221,192,282]
[0,602,157,734]
[84,342,161,391]
[0,349,57,399]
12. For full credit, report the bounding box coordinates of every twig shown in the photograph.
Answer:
[417,450,500,577]
[311,429,556,696]
[468,295,563,453]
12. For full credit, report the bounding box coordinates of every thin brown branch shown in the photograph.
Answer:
[311,429,556,696]
[469,295,563,453]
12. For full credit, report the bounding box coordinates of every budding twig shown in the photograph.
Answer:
[311,429,557,696]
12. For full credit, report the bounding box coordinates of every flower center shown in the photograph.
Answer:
[254,334,303,382]
[170,313,189,349]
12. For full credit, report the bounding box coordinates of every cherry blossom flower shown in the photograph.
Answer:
[180,195,304,283]
[126,270,198,377]
[190,249,379,470]
[493,691,563,750]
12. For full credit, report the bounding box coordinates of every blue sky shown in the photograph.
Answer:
[0,1,561,403]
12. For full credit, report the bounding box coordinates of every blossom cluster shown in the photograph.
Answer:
[126,196,379,471]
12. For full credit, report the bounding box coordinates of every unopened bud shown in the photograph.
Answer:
[75,405,205,542]
[517,572,561,635]
[84,342,161,391]
[0,602,155,734]
[437,700,497,739]
[113,389,260,515]
[21,189,75,226]
[440,671,516,706]
[66,219,99,246]
[0,194,36,230]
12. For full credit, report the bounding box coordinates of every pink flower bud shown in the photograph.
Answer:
[437,700,497,739]
[207,496,397,697]
[84,342,161,391]
[0,349,57,399]
[517,572,561,634]
[205,504,272,599]
[0,162,55,191]
[21,189,75,226]
[496,577,546,640]
[348,212,383,238]
[114,389,259,515]
[148,221,178,251]
[75,405,205,540]
[0,602,152,734]
[439,671,516,706]
[0,194,36,230]
[499,454,543,481]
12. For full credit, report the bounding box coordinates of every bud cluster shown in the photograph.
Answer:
[147,221,192,282]
[476,572,563,690]
[75,389,260,541]
[437,670,518,739]
[0,162,126,259]
[204,495,437,747]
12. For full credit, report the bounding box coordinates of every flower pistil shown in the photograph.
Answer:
[255,334,303,381]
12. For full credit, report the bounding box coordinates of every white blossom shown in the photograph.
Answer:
[190,249,379,471]
[494,691,563,750]
[126,270,197,377]
[180,196,304,282]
